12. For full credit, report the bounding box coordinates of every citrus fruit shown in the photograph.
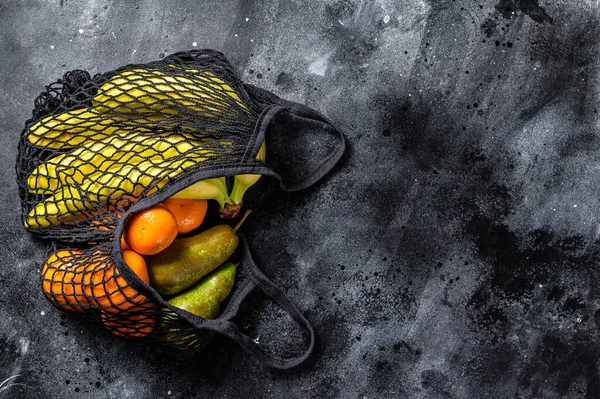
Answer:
[163,198,208,234]
[124,204,178,255]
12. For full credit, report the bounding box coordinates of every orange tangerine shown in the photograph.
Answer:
[163,198,208,234]
[124,204,178,255]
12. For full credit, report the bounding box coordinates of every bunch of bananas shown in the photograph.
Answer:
[25,65,265,230]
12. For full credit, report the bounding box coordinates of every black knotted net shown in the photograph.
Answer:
[17,50,269,244]
[15,49,345,368]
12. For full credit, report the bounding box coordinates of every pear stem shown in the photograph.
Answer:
[233,210,252,232]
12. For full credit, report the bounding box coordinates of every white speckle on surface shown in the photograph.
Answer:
[18,337,30,355]
[574,204,578,208]
[78,28,84,34]
[133,49,136,54]
[50,45,54,49]
[383,15,390,24]
[168,391,172,395]
[245,17,249,22]
[40,311,45,316]
[235,33,238,37]
[192,42,197,47]
[308,51,333,76]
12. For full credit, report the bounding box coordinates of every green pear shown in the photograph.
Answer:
[168,262,237,319]
[146,224,238,296]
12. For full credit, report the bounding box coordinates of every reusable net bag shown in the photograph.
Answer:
[15,50,346,369]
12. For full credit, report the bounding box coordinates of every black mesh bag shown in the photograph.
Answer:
[15,49,346,369]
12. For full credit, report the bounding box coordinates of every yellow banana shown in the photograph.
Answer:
[27,67,247,150]
[170,177,232,211]
[24,65,253,229]
[27,109,118,149]
[229,140,266,205]
[28,131,169,194]
[92,68,248,119]
[27,107,215,150]
[25,153,212,229]
[25,129,231,230]
[27,128,157,193]
[27,129,220,194]
[72,154,208,202]
[132,67,246,107]
[24,185,94,229]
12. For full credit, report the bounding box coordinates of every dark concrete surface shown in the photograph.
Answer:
[1,0,600,398]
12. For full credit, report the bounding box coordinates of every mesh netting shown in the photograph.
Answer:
[16,50,342,366]
[40,241,224,348]
[16,50,268,244]
[15,50,276,349]
[41,243,158,338]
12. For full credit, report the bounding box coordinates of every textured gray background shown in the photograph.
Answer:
[2,0,600,398]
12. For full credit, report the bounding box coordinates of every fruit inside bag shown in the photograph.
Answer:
[16,50,346,368]
[40,198,245,347]
[40,208,319,368]
[18,50,269,242]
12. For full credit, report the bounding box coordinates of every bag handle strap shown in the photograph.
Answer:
[192,235,315,369]
[244,85,347,192]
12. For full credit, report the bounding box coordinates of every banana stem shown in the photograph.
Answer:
[220,203,242,219]
[229,174,260,205]
[214,195,230,212]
